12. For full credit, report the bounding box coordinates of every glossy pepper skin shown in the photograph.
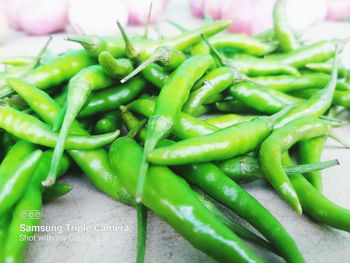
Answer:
[274,58,338,129]
[6,78,133,205]
[252,73,350,92]
[147,116,273,165]
[3,151,69,263]
[0,50,96,99]
[204,114,256,129]
[0,105,120,150]
[270,40,338,68]
[183,67,233,116]
[299,136,327,191]
[273,0,300,52]
[109,137,263,263]
[175,163,305,263]
[79,76,146,117]
[137,55,214,201]
[282,154,350,232]
[260,117,331,214]
[93,110,121,134]
[191,34,277,57]
[230,81,300,114]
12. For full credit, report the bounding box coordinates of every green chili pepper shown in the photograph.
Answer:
[0,105,119,150]
[137,55,214,201]
[0,56,35,67]
[274,55,338,129]
[121,47,186,83]
[175,163,305,263]
[270,40,338,68]
[79,76,146,117]
[230,81,301,114]
[282,154,350,232]
[98,51,134,79]
[183,67,233,116]
[147,109,291,165]
[141,63,169,89]
[299,135,327,191]
[260,117,331,214]
[93,110,121,134]
[6,78,133,205]
[120,106,148,142]
[251,73,350,92]
[47,64,116,186]
[273,0,300,52]
[228,57,300,77]
[122,110,276,253]
[0,50,96,99]
[215,99,254,113]
[42,182,73,202]
[204,114,256,129]
[0,149,42,216]
[191,34,278,57]
[109,137,263,263]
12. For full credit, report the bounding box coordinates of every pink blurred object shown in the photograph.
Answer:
[203,0,224,20]
[126,0,169,25]
[326,0,350,20]
[189,0,205,18]
[3,0,31,29]
[18,0,68,35]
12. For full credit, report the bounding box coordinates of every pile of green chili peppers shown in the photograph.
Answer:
[1,0,350,262]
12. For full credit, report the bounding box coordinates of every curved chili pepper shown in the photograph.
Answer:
[6,78,133,205]
[147,107,292,166]
[137,55,214,201]
[260,117,331,214]
[299,135,327,191]
[273,0,300,52]
[274,56,338,129]
[230,81,301,114]
[98,51,134,79]
[215,98,255,113]
[252,73,350,92]
[47,64,116,186]
[183,67,233,116]
[175,163,305,263]
[191,34,278,57]
[109,137,263,263]
[141,63,168,89]
[305,62,348,78]
[0,105,120,150]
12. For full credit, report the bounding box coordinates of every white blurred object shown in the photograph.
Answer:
[326,0,350,20]
[68,0,128,35]
[3,0,31,29]
[125,0,169,25]
[0,10,9,43]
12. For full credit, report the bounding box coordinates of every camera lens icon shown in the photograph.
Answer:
[20,210,42,219]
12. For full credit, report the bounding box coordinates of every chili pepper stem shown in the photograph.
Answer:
[327,131,350,149]
[136,204,148,263]
[143,1,153,39]
[65,36,95,48]
[121,47,172,83]
[116,21,139,59]
[284,159,339,174]
[32,35,53,68]
[166,19,188,32]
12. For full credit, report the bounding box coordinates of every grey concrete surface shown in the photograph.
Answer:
[0,0,350,262]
